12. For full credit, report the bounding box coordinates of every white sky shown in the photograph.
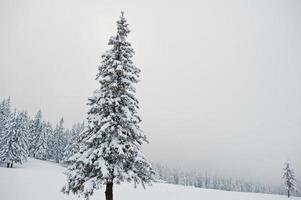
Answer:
[0,0,300,186]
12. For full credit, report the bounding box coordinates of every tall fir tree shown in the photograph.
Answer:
[62,12,154,200]
[0,98,12,166]
[282,162,297,198]
[14,111,29,164]
[44,122,54,160]
[0,99,6,138]
[34,121,48,160]
[52,118,67,163]
[28,110,46,158]
[0,110,29,168]
[0,98,10,147]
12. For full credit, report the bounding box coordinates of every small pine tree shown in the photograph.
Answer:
[283,162,298,198]
[62,12,154,200]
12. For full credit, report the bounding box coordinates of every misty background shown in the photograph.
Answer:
[0,0,300,187]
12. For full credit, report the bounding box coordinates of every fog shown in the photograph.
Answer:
[0,0,300,186]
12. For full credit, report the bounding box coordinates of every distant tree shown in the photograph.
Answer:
[34,121,49,160]
[44,122,55,160]
[52,118,67,163]
[63,121,84,163]
[0,99,6,138]
[62,12,154,200]
[0,98,11,150]
[28,110,47,159]
[283,162,297,198]
[0,98,12,167]
[0,110,29,168]
[13,111,30,164]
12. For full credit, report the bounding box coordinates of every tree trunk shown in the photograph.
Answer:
[105,182,113,200]
[288,190,290,198]
[10,162,13,168]
[7,162,10,168]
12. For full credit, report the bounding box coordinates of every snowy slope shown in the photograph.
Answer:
[0,159,300,200]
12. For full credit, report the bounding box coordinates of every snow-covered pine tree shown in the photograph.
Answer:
[44,122,55,160]
[0,98,11,133]
[283,162,298,198]
[63,122,84,163]
[0,98,8,146]
[0,110,29,168]
[0,98,12,167]
[28,110,47,159]
[0,99,6,137]
[62,12,154,200]
[34,121,48,160]
[52,118,67,163]
[14,111,30,164]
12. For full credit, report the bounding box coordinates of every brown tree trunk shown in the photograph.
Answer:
[105,182,113,200]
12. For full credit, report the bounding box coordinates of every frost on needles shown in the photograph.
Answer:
[62,12,155,199]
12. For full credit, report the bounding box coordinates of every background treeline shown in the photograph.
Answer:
[0,97,84,167]
[153,163,300,197]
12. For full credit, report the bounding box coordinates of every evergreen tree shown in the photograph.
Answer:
[283,162,297,198]
[14,111,29,164]
[0,99,6,137]
[34,121,48,160]
[0,98,11,135]
[63,122,85,163]
[62,12,154,200]
[52,118,67,163]
[0,99,9,146]
[28,110,47,159]
[0,110,29,168]
[0,98,12,167]
[44,122,54,160]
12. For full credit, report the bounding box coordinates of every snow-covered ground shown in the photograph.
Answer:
[0,158,300,200]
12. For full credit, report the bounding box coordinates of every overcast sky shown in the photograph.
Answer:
[0,0,300,186]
